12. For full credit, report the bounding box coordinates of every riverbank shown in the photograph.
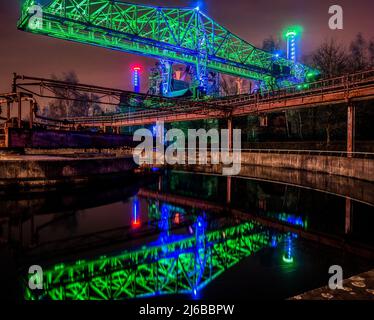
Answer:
[0,152,138,190]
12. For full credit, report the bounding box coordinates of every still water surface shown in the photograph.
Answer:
[0,170,373,300]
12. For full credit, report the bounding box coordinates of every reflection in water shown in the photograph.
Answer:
[25,218,286,300]
[283,235,295,264]
[131,197,141,228]
[0,171,373,300]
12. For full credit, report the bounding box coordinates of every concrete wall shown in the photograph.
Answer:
[168,151,374,185]
[239,152,374,182]
[6,128,137,149]
[0,155,137,188]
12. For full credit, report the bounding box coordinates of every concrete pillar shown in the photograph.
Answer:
[17,93,22,128]
[226,176,232,205]
[347,103,356,157]
[12,73,17,94]
[227,118,233,151]
[4,127,9,148]
[345,198,352,234]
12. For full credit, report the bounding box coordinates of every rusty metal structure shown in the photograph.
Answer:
[1,69,374,153]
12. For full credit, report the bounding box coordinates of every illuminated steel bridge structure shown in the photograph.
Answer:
[18,0,315,94]
[25,221,285,300]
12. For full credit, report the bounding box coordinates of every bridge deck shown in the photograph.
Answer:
[54,70,374,127]
[2,70,374,129]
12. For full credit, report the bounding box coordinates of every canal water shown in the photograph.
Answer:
[0,170,373,301]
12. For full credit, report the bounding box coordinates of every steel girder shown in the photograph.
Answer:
[24,222,285,300]
[18,0,313,85]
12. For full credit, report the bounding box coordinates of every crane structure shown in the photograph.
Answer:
[24,220,286,300]
[18,0,316,97]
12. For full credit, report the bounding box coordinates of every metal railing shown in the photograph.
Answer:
[63,69,374,125]
[215,69,374,107]
[7,68,374,127]
[159,148,374,159]
[238,148,374,159]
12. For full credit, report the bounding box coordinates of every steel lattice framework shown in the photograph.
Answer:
[24,222,285,300]
[18,0,314,88]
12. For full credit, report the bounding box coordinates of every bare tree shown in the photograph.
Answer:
[311,39,348,78]
[311,34,373,78]
[349,33,369,72]
[47,71,78,118]
[323,108,343,146]
[89,95,102,116]
[262,35,281,53]
[368,39,374,68]
[46,72,102,118]
[219,76,238,96]
[310,40,351,145]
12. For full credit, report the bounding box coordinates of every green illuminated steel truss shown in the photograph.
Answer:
[18,0,313,86]
[24,222,284,300]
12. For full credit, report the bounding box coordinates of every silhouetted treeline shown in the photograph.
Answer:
[306,33,374,78]
[42,71,102,118]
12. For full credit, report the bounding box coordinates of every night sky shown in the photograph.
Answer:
[0,0,373,93]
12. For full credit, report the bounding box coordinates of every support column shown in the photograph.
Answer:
[347,103,356,157]
[6,101,10,121]
[226,176,232,205]
[158,175,162,192]
[345,198,352,234]
[227,118,233,151]
[29,101,34,129]
[155,121,165,165]
[17,93,22,128]
[160,60,173,96]
[4,127,9,148]
[196,33,208,95]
